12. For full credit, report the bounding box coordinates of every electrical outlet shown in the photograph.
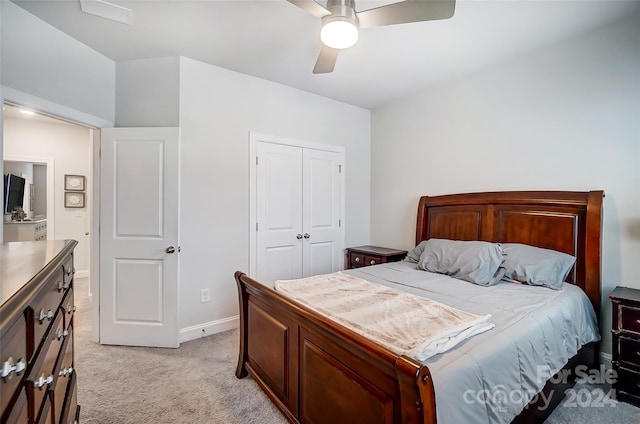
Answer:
[200,289,210,303]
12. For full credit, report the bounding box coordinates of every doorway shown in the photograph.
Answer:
[2,102,94,279]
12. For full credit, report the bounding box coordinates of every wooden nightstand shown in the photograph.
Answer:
[345,245,407,269]
[609,286,640,407]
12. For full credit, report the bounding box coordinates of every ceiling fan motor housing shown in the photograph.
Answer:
[324,0,359,27]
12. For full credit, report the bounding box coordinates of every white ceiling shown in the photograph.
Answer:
[12,0,640,109]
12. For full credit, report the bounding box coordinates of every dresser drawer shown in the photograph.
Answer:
[620,304,640,334]
[53,325,74,423]
[29,268,66,356]
[2,386,28,424]
[62,287,76,330]
[27,312,64,420]
[59,372,78,424]
[62,255,74,287]
[36,394,53,424]
[1,315,27,413]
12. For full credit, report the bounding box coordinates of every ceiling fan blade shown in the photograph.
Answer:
[286,0,331,19]
[357,0,455,29]
[313,45,340,74]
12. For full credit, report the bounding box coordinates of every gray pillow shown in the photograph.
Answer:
[405,240,428,264]
[418,239,506,286]
[501,243,576,290]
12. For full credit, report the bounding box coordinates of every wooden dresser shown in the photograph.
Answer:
[3,219,48,242]
[1,240,80,424]
[609,286,640,407]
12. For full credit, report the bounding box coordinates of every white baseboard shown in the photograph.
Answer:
[179,315,239,344]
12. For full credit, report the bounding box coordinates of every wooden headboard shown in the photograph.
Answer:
[415,191,604,311]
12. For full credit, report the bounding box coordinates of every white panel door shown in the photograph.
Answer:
[100,127,180,348]
[255,142,304,284]
[254,138,343,284]
[302,148,343,277]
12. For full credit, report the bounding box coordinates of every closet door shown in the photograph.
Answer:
[255,142,304,283]
[302,148,342,277]
[254,137,344,284]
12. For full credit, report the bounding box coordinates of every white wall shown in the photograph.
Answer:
[178,57,371,336]
[116,57,180,127]
[370,13,640,355]
[1,1,115,123]
[3,117,93,275]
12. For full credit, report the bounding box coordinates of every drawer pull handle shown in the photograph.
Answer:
[59,367,74,377]
[56,329,69,340]
[370,260,376,265]
[1,357,26,380]
[354,257,360,262]
[33,374,54,389]
[296,234,303,240]
[68,305,77,314]
[303,233,310,239]
[39,309,54,323]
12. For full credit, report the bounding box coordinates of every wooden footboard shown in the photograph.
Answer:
[235,271,437,424]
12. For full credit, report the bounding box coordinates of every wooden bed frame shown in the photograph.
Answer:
[235,190,604,424]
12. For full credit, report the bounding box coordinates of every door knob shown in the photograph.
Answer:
[166,246,176,254]
[296,234,303,240]
[303,233,310,239]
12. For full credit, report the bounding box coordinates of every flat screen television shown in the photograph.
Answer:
[3,173,26,214]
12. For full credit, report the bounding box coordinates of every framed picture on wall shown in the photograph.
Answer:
[64,174,85,191]
[65,192,85,208]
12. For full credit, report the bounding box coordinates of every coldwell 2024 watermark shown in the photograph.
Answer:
[462,365,619,413]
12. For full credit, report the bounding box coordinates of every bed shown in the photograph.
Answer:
[234,190,604,423]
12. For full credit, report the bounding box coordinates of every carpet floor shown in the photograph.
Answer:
[74,278,640,423]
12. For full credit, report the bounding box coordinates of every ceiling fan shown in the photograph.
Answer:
[287,0,456,74]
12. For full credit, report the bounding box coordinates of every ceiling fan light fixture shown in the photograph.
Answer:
[321,17,359,50]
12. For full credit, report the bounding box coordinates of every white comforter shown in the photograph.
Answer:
[274,272,494,361]
[343,262,600,424]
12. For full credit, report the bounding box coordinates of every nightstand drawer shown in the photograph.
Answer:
[619,337,640,369]
[364,256,382,266]
[348,253,384,268]
[616,367,640,401]
[349,253,366,268]
[621,304,640,334]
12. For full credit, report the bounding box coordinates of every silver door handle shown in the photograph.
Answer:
[166,246,176,254]
[296,234,303,240]
[303,233,310,239]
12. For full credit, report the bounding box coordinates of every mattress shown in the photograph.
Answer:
[344,261,600,424]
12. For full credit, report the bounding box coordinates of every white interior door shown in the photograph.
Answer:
[254,137,344,284]
[255,142,303,283]
[302,148,343,276]
[100,127,180,348]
